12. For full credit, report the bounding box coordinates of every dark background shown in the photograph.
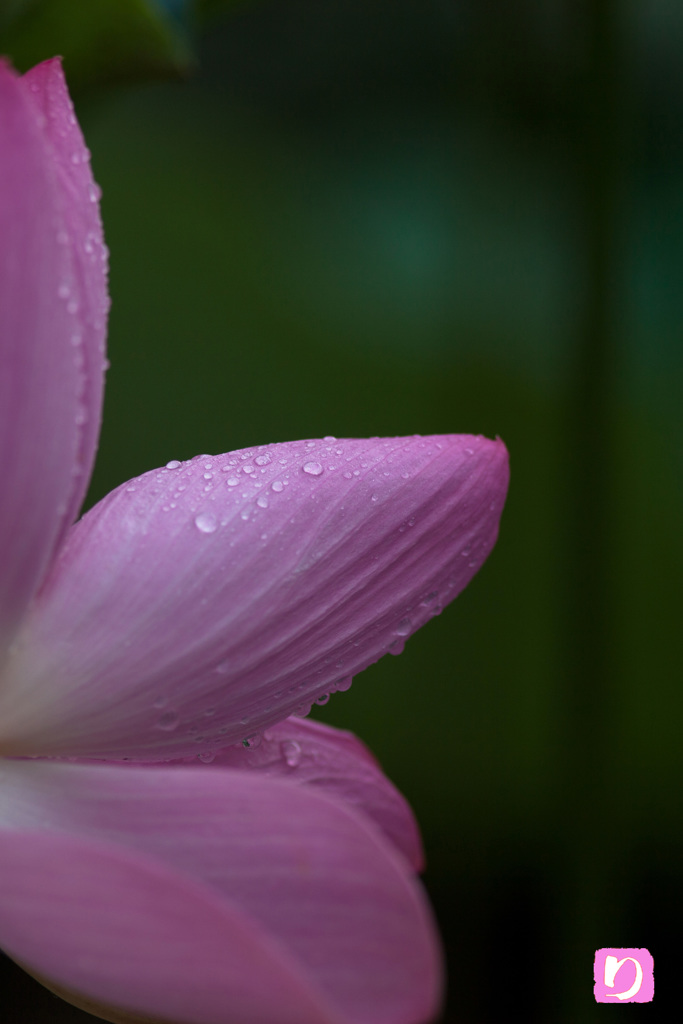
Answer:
[2,1,682,1021]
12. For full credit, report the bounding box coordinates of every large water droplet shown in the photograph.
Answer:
[256,495,269,508]
[395,617,412,636]
[281,740,302,768]
[315,693,330,706]
[255,454,271,466]
[166,460,181,470]
[194,512,217,534]
[336,676,353,692]
[303,462,324,476]
[271,480,284,492]
[156,709,179,731]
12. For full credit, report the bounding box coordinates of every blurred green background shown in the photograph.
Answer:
[2,1,682,1022]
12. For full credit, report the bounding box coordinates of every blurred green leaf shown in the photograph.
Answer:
[0,0,194,91]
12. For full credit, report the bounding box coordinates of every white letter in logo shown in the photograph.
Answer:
[603,955,643,1000]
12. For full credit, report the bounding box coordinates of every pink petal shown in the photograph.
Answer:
[0,829,342,1024]
[176,716,425,871]
[0,759,443,1024]
[0,59,108,654]
[0,435,508,758]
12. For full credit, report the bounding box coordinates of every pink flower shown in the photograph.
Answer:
[0,57,509,1024]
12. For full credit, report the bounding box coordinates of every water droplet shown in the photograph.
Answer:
[464,447,474,455]
[336,676,353,692]
[323,435,336,442]
[370,494,378,502]
[315,693,330,705]
[203,472,213,480]
[156,709,179,731]
[271,480,284,493]
[194,512,217,534]
[293,702,312,718]
[226,476,239,486]
[58,283,70,299]
[166,460,181,469]
[461,544,472,557]
[198,751,216,763]
[242,733,262,750]
[204,707,216,717]
[255,454,271,466]
[303,462,324,476]
[422,591,439,606]
[281,740,302,767]
[256,495,269,508]
[88,182,102,203]
[240,509,250,521]
[395,617,412,636]
[389,640,405,656]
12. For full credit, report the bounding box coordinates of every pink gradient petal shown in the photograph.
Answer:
[0,759,443,1024]
[0,829,342,1024]
[0,58,108,655]
[0,435,508,758]
[177,716,425,870]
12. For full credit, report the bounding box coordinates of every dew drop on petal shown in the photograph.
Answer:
[255,454,271,466]
[395,617,412,636]
[256,495,269,508]
[198,751,216,763]
[303,462,324,476]
[315,693,330,706]
[166,460,181,470]
[336,676,353,692]
[156,710,179,732]
[271,480,284,492]
[281,740,302,767]
[293,702,312,718]
[194,512,217,534]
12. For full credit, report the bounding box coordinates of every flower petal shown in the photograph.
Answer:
[0,758,443,1024]
[0,435,508,758]
[0,829,342,1024]
[0,58,108,654]
[174,716,425,871]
